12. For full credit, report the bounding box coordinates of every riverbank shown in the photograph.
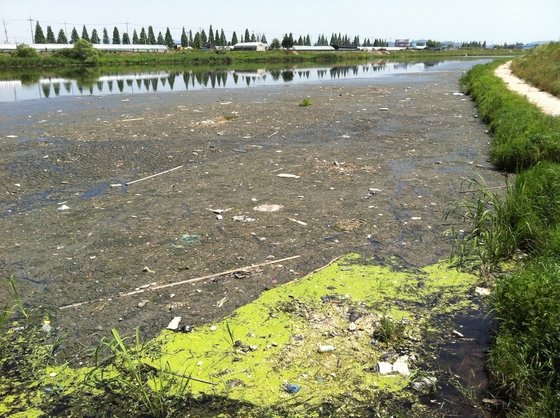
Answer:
[0,47,521,70]
[460,45,560,416]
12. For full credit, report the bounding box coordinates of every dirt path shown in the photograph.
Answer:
[495,61,560,116]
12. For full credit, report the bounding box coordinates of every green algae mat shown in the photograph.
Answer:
[2,254,481,416]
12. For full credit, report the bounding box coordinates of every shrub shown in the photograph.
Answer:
[13,43,38,58]
[54,39,99,65]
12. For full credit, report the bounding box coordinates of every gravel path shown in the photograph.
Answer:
[495,61,560,116]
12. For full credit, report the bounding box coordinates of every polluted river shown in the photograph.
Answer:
[0,59,504,416]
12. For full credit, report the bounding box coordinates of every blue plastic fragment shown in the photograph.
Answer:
[284,383,301,394]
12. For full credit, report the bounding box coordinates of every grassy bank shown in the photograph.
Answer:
[458,49,560,417]
[511,42,560,98]
[0,47,521,70]
[461,59,560,172]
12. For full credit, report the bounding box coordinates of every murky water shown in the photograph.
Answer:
[0,59,490,102]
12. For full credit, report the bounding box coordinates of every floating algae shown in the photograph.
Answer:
[3,254,480,416]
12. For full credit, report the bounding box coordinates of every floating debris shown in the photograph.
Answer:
[167,317,182,331]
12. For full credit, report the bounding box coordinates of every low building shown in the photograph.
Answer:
[394,39,411,48]
[291,45,335,52]
[232,42,268,51]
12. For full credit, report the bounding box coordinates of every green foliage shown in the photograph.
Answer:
[13,44,38,59]
[56,29,67,44]
[90,28,100,44]
[81,25,90,42]
[512,42,560,98]
[461,61,560,171]
[447,163,560,271]
[86,328,192,417]
[46,26,55,43]
[122,32,130,45]
[490,258,560,415]
[147,26,156,45]
[373,315,406,347]
[102,27,109,44]
[34,21,46,44]
[70,27,80,44]
[112,27,120,44]
[0,278,63,415]
[299,97,312,107]
[53,39,99,65]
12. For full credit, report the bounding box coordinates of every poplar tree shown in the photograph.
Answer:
[132,29,139,44]
[46,26,56,43]
[220,29,226,46]
[231,31,238,45]
[91,29,100,44]
[208,25,214,44]
[112,27,121,44]
[157,31,165,45]
[122,32,131,44]
[34,21,46,43]
[81,25,90,42]
[261,34,267,43]
[164,27,174,48]
[244,29,250,42]
[305,34,311,46]
[181,27,188,47]
[70,27,80,43]
[200,30,207,45]
[102,28,110,44]
[56,29,67,44]
[139,27,147,44]
[193,32,202,49]
[215,30,219,45]
[147,26,156,44]
[250,33,256,42]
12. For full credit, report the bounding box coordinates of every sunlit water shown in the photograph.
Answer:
[0,59,491,102]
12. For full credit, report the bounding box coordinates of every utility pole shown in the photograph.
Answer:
[28,16,34,43]
[2,19,8,43]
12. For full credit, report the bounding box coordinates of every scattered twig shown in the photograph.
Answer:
[119,117,144,123]
[59,255,301,310]
[125,165,183,186]
[267,130,279,139]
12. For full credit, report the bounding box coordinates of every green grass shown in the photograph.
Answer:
[299,97,312,107]
[490,258,560,416]
[459,48,560,417]
[461,60,560,172]
[511,43,560,98]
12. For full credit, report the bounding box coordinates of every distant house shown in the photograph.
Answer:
[394,39,411,48]
[232,42,268,51]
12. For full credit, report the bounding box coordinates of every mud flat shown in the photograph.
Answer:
[1,63,503,413]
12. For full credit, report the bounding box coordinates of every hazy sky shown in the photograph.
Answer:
[2,0,559,45]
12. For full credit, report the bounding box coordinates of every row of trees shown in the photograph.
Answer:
[32,21,391,50]
[32,22,270,49]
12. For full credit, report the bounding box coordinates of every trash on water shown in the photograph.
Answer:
[216,297,228,307]
[137,300,149,308]
[283,383,301,394]
[142,266,155,274]
[288,218,308,226]
[232,215,256,222]
[411,376,437,394]
[475,287,491,296]
[277,173,300,179]
[317,345,335,353]
[58,204,70,211]
[378,107,389,111]
[253,204,284,212]
[166,316,182,331]
[178,234,201,244]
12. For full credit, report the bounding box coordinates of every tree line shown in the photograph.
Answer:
[32,21,391,50]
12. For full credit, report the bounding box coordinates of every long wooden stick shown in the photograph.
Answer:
[59,255,301,310]
[125,165,183,186]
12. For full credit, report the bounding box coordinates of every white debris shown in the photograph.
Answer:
[253,204,284,212]
[166,317,182,331]
[58,204,70,211]
[277,173,300,179]
[376,361,393,375]
[475,287,491,296]
[288,218,308,226]
[232,215,256,222]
